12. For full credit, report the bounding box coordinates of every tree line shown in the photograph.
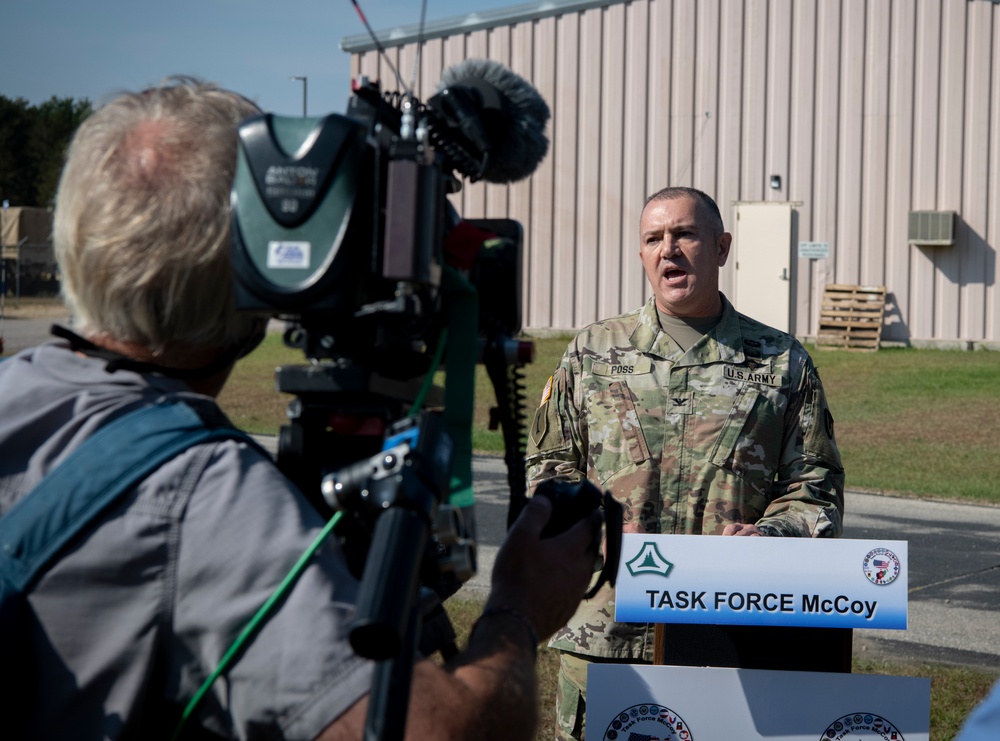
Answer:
[0,95,92,209]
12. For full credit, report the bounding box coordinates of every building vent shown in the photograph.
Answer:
[908,211,956,246]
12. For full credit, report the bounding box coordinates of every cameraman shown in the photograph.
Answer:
[0,78,600,739]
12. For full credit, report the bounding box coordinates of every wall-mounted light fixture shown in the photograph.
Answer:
[769,175,782,190]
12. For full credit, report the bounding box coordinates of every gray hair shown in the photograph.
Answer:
[643,186,726,238]
[54,77,261,352]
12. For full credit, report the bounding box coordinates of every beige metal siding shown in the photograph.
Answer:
[789,0,820,330]
[884,0,916,341]
[622,3,653,313]
[990,10,1000,340]
[938,0,965,340]
[964,0,993,341]
[597,3,627,322]
[716,0,745,303]
[345,0,1000,344]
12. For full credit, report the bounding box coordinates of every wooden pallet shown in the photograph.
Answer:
[816,284,886,351]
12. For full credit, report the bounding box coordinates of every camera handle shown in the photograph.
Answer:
[357,506,427,741]
[323,415,453,741]
[361,586,457,740]
[350,494,433,658]
[363,586,445,741]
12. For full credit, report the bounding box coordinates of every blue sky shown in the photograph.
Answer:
[3,0,508,116]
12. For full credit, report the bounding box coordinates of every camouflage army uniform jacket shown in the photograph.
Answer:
[525,294,845,661]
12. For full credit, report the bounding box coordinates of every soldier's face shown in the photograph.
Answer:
[638,196,732,317]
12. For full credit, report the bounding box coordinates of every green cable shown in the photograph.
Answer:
[439,267,478,509]
[171,511,344,741]
[408,328,448,415]
[174,327,450,738]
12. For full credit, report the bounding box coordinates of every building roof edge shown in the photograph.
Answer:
[340,0,622,52]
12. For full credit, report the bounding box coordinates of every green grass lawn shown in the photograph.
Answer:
[810,346,1000,503]
[220,333,1000,505]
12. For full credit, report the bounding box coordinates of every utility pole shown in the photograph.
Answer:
[290,76,307,117]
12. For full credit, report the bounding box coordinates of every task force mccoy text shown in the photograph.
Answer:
[645,590,879,620]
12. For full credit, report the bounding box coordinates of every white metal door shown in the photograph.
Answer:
[732,202,794,333]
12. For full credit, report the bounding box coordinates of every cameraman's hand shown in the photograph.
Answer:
[320,496,600,741]
[486,495,601,640]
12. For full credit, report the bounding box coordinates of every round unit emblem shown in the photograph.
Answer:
[821,712,904,740]
[862,547,901,586]
[603,703,693,741]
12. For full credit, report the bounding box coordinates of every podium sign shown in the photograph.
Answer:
[615,535,907,629]
[588,664,930,741]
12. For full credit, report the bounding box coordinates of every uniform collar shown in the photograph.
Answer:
[630,294,746,366]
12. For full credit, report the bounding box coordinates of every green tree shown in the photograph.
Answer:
[0,95,35,205]
[28,96,92,207]
[0,94,91,207]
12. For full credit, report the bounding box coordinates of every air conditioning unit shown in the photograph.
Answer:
[908,211,956,246]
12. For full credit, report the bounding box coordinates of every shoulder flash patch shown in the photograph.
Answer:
[540,375,553,405]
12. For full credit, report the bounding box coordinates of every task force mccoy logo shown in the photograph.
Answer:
[862,548,901,586]
[625,542,673,578]
[603,704,693,741]
[822,712,904,740]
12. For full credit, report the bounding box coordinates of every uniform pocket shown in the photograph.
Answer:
[587,381,651,478]
[709,384,779,497]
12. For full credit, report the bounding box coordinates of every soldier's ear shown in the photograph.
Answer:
[718,232,733,267]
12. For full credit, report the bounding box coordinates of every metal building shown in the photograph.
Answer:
[342,0,1000,349]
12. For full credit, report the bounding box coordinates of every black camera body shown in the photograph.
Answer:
[230,80,523,371]
[230,73,532,513]
[227,61,621,663]
[535,478,624,599]
[228,73,537,650]
[225,60,616,741]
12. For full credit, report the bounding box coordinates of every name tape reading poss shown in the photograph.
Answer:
[615,535,907,629]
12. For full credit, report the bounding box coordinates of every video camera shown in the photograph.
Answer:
[227,58,622,739]
[230,58,542,506]
[229,56,551,655]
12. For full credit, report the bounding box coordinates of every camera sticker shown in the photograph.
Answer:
[267,241,311,269]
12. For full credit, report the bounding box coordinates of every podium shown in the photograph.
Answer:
[584,535,930,740]
[654,623,853,672]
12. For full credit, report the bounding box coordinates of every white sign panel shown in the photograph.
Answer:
[615,535,907,629]
[799,240,831,259]
[588,664,930,741]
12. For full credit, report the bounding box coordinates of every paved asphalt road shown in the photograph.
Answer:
[0,313,70,355]
[6,317,997,672]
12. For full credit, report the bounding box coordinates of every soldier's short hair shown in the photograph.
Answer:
[643,186,725,238]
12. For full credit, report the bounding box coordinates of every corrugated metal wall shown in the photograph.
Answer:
[346,0,1000,346]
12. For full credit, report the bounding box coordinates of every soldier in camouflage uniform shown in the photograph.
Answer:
[525,187,845,740]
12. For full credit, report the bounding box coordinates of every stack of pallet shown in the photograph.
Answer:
[816,284,886,351]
